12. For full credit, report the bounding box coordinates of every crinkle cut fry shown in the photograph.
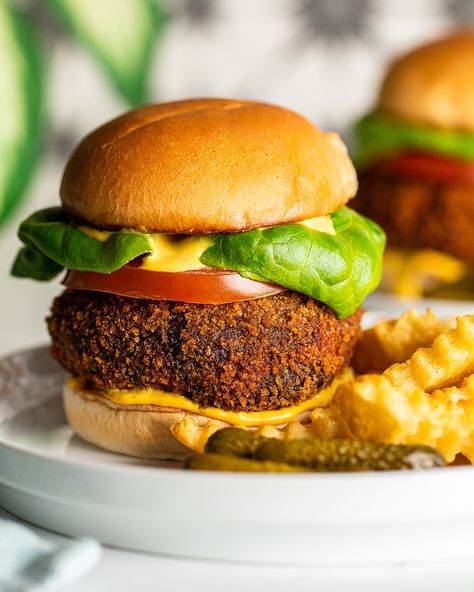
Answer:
[170,416,227,454]
[384,315,474,392]
[333,372,474,463]
[330,315,474,462]
[170,415,335,454]
[352,309,450,374]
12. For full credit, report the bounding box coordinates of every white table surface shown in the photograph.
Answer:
[2,506,474,592]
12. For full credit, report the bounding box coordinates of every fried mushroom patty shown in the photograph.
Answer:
[48,290,361,412]
[353,169,474,262]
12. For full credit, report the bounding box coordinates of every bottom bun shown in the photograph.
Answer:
[63,379,229,461]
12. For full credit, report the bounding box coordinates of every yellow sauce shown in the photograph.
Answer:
[77,226,212,272]
[70,369,351,427]
[77,215,334,273]
[77,226,112,242]
[140,234,213,272]
[299,215,335,235]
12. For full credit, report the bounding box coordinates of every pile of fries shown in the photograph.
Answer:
[171,310,474,464]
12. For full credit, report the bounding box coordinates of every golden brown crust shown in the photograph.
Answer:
[49,290,362,412]
[63,379,229,460]
[379,29,474,130]
[60,98,356,233]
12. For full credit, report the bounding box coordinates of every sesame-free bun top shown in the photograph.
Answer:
[60,98,357,233]
[379,30,474,131]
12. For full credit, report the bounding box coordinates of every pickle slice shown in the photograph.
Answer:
[205,427,264,457]
[200,427,446,472]
[254,438,446,471]
[186,453,310,473]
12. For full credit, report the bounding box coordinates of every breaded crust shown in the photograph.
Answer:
[48,290,361,412]
[353,169,474,262]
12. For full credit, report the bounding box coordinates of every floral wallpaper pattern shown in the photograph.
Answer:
[0,0,471,227]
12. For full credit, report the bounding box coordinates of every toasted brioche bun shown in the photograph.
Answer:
[60,98,357,233]
[379,30,474,131]
[63,378,228,461]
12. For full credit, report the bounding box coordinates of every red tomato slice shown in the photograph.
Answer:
[372,151,474,183]
[63,265,287,304]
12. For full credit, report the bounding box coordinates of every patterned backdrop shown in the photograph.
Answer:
[1,0,472,354]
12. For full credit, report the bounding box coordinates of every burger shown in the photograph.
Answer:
[11,98,385,460]
[352,30,474,299]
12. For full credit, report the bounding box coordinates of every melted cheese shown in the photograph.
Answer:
[78,226,112,242]
[77,215,334,273]
[299,215,335,235]
[71,369,351,427]
[140,234,213,272]
[78,226,213,272]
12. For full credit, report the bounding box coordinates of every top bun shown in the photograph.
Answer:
[379,30,474,131]
[60,98,356,233]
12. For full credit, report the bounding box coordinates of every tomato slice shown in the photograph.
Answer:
[372,151,474,183]
[63,265,287,304]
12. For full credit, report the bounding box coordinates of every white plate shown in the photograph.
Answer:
[366,292,474,317]
[2,340,474,565]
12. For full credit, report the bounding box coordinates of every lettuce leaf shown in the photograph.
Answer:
[11,207,154,280]
[11,206,385,318]
[200,207,385,319]
[355,112,474,168]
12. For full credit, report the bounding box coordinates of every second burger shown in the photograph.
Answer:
[353,31,474,298]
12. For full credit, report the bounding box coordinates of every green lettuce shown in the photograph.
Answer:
[201,207,385,319]
[11,207,154,280]
[11,206,385,318]
[355,112,474,168]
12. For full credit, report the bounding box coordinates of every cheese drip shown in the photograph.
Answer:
[70,369,351,427]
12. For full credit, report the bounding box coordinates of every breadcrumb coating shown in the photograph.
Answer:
[48,290,361,412]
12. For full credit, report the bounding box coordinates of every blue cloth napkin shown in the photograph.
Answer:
[0,518,101,592]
